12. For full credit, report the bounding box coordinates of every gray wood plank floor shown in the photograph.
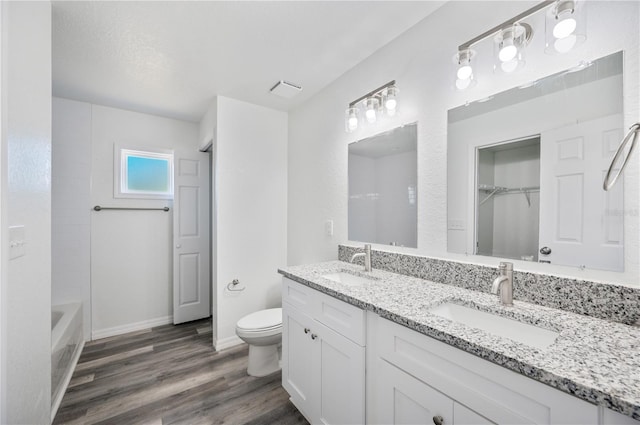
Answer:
[53,318,308,425]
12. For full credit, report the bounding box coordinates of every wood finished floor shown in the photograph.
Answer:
[54,318,308,425]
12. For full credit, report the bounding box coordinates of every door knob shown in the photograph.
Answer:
[304,328,310,334]
[311,334,318,340]
[433,415,444,425]
[539,246,551,255]
[176,244,182,249]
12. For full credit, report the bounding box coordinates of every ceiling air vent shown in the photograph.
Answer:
[269,80,302,99]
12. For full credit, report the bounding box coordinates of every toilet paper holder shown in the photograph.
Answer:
[227,279,246,292]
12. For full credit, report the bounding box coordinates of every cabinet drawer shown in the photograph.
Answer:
[371,314,597,425]
[283,277,366,346]
[282,277,315,311]
[315,290,365,346]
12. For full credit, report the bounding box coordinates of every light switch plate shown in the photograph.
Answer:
[9,225,26,260]
[324,220,334,236]
[448,220,465,231]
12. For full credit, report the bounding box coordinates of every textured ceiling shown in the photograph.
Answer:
[52,1,445,122]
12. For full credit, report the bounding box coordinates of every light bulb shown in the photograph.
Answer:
[345,107,359,132]
[383,86,398,116]
[456,78,471,90]
[385,98,397,111]
[499,44,517,62]
[366,108,376,123]
[365,98,378,123]
[554,34,577,53]
[553,17,576,38]
[457,65,473,80]
[501,59,519,73]
[348,116,358,131]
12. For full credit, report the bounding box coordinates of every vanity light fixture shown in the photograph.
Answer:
[344,80,398,133]
[453,0,587,90]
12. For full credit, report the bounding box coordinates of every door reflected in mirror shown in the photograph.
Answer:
[349,123,417,248]
[448,51,624,272]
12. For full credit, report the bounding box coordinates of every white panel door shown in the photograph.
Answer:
[539,114,623,271]
[173,150,210,324]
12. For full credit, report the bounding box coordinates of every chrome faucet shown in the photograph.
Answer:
[491,262,513,306]
[350,244,372,272]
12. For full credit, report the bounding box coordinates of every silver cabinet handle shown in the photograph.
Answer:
[604,122,640,191]
[304,328,310,334]
[433,415,444,425]
[539,246,551,255]
[311,334,318,340]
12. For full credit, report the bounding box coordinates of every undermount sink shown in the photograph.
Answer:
[429,302,559,350]
[322,271,376,287]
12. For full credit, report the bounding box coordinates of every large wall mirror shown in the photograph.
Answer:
[349,123,417,248]
[447,51,624,272]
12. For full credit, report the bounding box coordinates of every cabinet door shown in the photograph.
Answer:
[282,303,318,421]
[372,357,453,425]
[315,321,365,425]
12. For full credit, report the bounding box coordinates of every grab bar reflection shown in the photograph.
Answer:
[93,206,170,212]
[603,123,640,191]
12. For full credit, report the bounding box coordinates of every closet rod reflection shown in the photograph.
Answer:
[93,206,170,212]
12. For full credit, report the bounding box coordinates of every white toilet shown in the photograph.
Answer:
[235,307,283,377]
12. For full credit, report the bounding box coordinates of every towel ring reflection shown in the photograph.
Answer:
[603,123,640,191]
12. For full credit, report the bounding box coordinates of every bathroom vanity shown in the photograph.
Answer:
[279,260,640,425]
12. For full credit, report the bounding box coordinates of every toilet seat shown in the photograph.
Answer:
[236,308,282,332]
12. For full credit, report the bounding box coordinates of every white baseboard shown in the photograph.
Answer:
[92,315,173,340]
[215,335,244,351]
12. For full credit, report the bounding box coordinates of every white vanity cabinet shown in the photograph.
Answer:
[282,277,366,424]
[366,312,599,425]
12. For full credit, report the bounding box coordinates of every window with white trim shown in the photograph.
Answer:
[115,147,174,199]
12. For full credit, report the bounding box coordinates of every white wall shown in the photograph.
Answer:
[287,1,640,284]
[0,2,52,423]
[212,96,288,348]
[89,104,198,337]
[52,98,92,340]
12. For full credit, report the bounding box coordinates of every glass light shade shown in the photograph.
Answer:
[453,48,476,91]
[345,107,359,133]
[365,97,379,123]
[545,0,586,54]
[493,24,528,74]
[383,86,398,115]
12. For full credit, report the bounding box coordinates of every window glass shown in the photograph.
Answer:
[116,148,173,199]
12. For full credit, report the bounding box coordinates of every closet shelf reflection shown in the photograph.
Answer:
[478,184,540,207]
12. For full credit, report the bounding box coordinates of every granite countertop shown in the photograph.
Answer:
[278,260,640,421]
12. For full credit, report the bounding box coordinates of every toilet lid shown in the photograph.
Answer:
[237,308,282,331]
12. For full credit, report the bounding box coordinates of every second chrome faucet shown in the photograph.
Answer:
[350,244,372,272]
[492,262,513,306]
